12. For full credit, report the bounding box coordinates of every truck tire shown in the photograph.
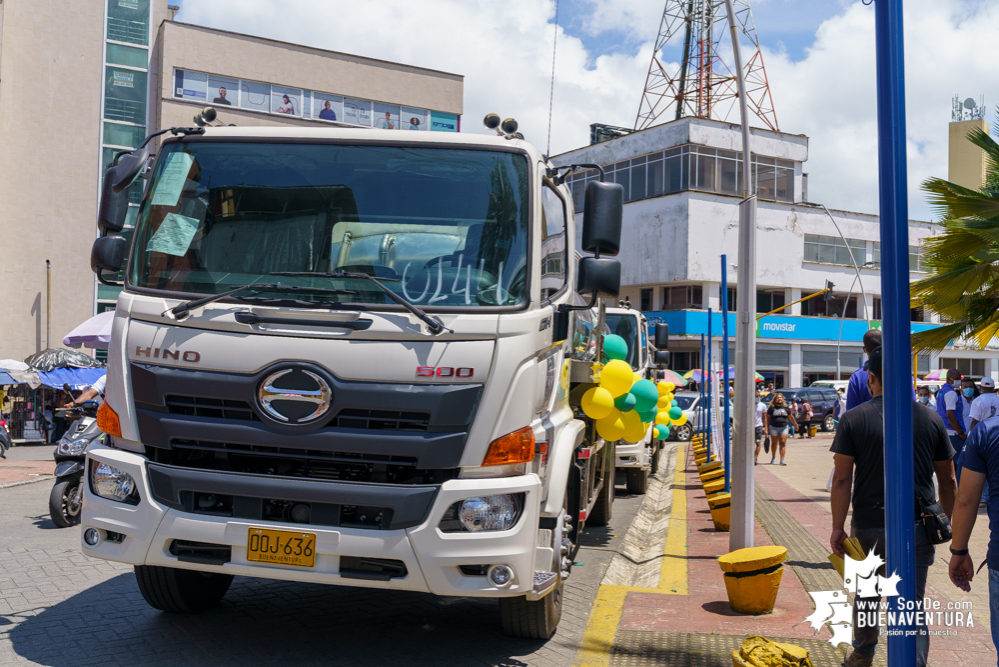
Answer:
[134,565,233,613]
[587,442,614,526]
[49,477,82,528]
[499,581,563,639]
[651,443,662,476]
[626,467,649,494]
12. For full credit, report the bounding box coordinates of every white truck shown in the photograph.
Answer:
[604,306,668,494]
[83,113,626,639]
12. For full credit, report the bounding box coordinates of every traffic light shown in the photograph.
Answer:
[824,280,834,301]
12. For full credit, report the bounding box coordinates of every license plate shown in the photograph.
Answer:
[246,527,317,568]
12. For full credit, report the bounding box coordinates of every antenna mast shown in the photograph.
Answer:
[635,0,778,132]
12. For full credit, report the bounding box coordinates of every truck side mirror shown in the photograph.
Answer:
[97,166,131,234]
[111,146,149,193]
[654,323,669,349]
[581,180,623,256]
[654,350,670,367]
[577,257,620,298]
[91,235,127,274]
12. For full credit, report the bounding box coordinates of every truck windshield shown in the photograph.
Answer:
[129,142,530,308]
[604,313,639,369]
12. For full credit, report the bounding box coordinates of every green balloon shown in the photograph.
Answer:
[654,425,670,439]
[671,399,678,407]
[603,334,629,361]
[614,392,637,412]
[631,379,659,413]
[638,409,658,423]
[668,406,683,420]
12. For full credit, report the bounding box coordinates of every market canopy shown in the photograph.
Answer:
[63,311,115,350]
[23,348,104,373]
[0,371,16,386]
[37,368,106,391]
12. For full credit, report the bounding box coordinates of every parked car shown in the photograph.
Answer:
[667,391,733,442]
[809,380,848,393]
[770,387,840,431]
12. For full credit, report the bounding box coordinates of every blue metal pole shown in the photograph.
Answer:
[707,308,713,460]
[700,333,707,455]
[722,257,731,493]
[874,0,916,663]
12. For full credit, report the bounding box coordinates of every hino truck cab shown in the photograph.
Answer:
[84,113,625,640]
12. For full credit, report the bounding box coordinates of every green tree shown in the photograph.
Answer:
[911,125,999,352]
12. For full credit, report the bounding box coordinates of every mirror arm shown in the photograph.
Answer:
[557,289,598,313]
[95,268,123,288]
[547,163,607,185]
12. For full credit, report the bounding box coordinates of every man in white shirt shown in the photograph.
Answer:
[753,391,768,464]
[969,377,999,432]
[62,374,107,407]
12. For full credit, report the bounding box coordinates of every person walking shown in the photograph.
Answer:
[830,347,957,667]
[797,396,814,439]
[947,402,999,656]
[765,393,796,466]
[962,376,979,434]
[969,377,999,431]
[845,329,882,411]
[754,391,767,465]
[937,369,967,481]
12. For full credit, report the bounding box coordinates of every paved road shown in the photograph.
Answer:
[0,457,648,667]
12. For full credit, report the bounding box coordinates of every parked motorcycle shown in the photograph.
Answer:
[49,401,102,527]
[0,419,11,458]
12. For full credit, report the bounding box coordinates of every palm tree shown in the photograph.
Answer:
[910,125,999,352]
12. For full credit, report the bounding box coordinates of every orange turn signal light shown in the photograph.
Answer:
[481,426,535,467]
[97,402,122,437]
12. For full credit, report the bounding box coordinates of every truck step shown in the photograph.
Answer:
[532,570,558,594]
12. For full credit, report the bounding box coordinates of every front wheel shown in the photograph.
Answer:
[49,477,82,528]
[134,565,234,613]
[588,442,615,526]
[674,424,692,442]
[499,581,563,639]
[822,413,836,432]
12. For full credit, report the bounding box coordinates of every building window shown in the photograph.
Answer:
[802,291,856,318]
[662,284,702,311]
[670,351,694,373]
[107,0,150,45]
[756,289,785,315]
[871,242,926,272]
[804,234,866,267]
[106,42,148,69]
[565,144,795,212]
[540,184,568,301]
[639,289,653,311]
[873,297,882,321]
[939,358,985,378]
[104,66,148,125]
[727,287,737,312]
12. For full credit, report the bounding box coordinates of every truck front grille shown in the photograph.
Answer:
[149,439,456,486]
[164,396,430,432]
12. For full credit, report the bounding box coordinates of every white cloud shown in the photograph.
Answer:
[177,0,999,221]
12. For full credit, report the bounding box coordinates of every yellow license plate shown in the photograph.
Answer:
[246,528,317,568]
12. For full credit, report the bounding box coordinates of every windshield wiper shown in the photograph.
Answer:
[268,270,451,335]
[165,282,357,320]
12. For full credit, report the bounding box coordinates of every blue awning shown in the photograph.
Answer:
[0,371,16,386]
[37,368,106,391]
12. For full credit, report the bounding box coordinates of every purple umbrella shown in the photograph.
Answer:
[62,311,115,350]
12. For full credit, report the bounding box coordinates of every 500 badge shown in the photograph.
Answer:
[417,366,474,378]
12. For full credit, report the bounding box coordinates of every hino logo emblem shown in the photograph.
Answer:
[258,369,332,424]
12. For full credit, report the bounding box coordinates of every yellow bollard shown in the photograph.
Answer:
[717,546,787,614]
[700,468,725,483]
[709,492,730,531]
[703,479,726,495]
[698,460,722,473]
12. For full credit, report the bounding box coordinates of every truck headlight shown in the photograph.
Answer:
[90,462,139,505]
[439,494,523,533]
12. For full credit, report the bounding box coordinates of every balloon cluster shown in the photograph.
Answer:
[579,334,689,443]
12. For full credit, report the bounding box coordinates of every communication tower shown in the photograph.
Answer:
[952,95,985,122]
[635,0,778,132]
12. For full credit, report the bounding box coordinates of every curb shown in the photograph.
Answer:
[600,442,678,588]
[0,475,55,490]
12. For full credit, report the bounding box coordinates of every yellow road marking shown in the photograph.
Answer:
[659,443,688,593]
[573,444,690,666]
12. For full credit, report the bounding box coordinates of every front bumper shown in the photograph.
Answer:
[82,443,543,598]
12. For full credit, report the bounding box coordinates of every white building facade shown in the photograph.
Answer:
[553,117,997,388]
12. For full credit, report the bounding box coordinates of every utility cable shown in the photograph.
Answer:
[546,0,560,158]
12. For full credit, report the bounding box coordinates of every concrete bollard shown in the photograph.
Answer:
[703,478,726,495]
[700,468,725,483]
[708,492,730,531]
[697,460,722,473]
[717,546,787,614]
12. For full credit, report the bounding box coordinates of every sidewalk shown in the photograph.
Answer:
[0,458,53,487]
[573,438,997,666]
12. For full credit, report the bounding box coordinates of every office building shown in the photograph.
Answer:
[0,0,463,361]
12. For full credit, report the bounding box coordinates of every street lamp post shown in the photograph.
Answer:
[723,0,756,550]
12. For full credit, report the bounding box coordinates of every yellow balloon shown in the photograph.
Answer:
[581,387,615,420]
[621,410,647,443]
[657,381,671,396]
[673,412,688,426]
[657,395,671,409]
[599,359,635,398]
[596,411,626,441]
[633,372,643,384]
[655,411,671,425]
